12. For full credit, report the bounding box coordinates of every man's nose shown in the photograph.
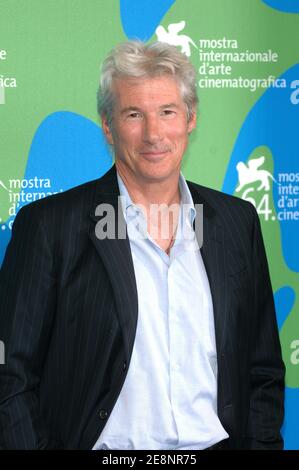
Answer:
[143,116,162,144]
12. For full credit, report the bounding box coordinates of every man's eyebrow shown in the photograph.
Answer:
[120,103,179,115]
[120,106,142,115]
[160,103,179,109]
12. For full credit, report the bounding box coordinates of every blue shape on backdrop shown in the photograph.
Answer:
[223,64,299,449]
[222,64,299,273]
[0,229,11,266]
[283,388,299,449]
[0,111,112,265]
[262,0,299,13]
[23,111,111,192]
[274,286,296,330]
[120,0,176,40]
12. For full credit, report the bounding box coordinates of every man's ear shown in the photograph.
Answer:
[101,114,114,145]
[187,107,197,134]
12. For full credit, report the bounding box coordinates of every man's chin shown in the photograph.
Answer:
[138,168,179,184]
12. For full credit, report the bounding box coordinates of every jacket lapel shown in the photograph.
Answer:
[188,182,230,356]
[88,165,138,361]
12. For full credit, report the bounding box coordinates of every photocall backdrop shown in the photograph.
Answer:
[0,0,298,449]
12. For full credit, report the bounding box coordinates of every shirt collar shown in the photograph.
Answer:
[178,172,197,227]
[116,171,135,217]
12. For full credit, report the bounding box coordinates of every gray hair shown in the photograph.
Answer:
[97,40,198,125]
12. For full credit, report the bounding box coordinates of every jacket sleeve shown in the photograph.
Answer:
[246,206,285,449]
[0,203,59,449]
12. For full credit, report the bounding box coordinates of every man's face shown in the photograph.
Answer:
[102,76,196,184]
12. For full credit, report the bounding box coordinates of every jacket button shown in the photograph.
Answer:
[123,361,127,371]
[99,409,108,420]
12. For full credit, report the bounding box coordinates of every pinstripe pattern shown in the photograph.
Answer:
[0,165,285,449]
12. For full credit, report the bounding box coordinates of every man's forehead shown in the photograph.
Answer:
[112,76,182,105]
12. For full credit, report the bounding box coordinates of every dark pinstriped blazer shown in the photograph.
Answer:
[0,165,285,449]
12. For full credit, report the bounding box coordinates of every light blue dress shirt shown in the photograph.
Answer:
[93,172,228,450]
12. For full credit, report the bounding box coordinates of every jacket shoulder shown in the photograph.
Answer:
[15,177,101,222]
[187,179,257,219]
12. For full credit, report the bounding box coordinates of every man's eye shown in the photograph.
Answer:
[127,112,141,119]
[162,109,175,116]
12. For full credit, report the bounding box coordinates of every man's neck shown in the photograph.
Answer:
[116,161,181,209]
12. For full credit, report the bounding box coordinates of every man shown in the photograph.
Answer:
[0,41,285,450]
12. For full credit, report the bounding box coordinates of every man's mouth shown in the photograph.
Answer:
[139,149,170,158]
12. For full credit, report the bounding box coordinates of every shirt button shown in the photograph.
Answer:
[99,409,108,420]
